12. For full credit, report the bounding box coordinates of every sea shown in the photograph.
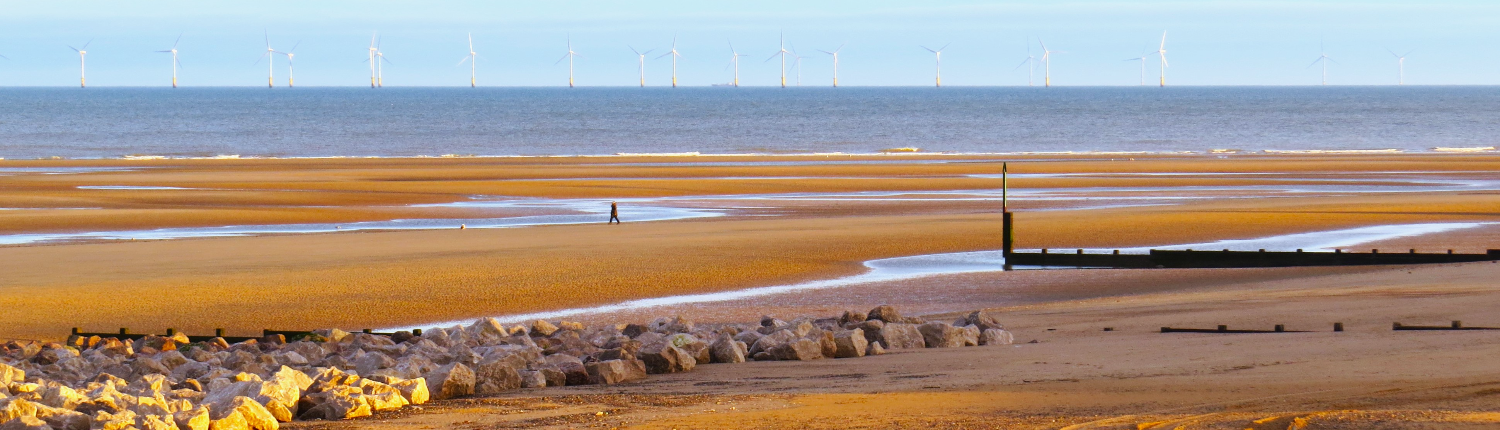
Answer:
[1,86,1498,159]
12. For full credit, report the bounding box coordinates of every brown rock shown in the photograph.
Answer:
[423,363,474,400]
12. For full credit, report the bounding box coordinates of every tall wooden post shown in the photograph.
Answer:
[1002,163,1014,271]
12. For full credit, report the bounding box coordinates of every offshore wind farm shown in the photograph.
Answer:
[0,32,1446,87]
[5,3,1500,430]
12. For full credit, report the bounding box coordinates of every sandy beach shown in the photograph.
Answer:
[3,154,1498,428]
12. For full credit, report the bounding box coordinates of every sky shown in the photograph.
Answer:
[0,1,1496,87]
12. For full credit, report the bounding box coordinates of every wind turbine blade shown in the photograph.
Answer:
[1403,50,1414,57]
[921,45,936,53]
[69,45,80,52]
[457,56,471,66]
[555,54,570,65]
[1014,59,1031,70]
[155,50,173,53]
[1038,40,1048,52]
[174,33,182,49]
[82,39,92,50]
[764,52,780,62]
[0,54,8,60]
[937,43,950,52]
[1386,48,1398,57]
[288,40,301,53]
[1161,56,1169,68]
[1307,58,1323,68]
[1160,31,1167,50]
[655,51,672,59]
[817,50,833,55]
[629,45,640,55]
[836,43,844,53]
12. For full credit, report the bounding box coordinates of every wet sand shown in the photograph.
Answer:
[5,154,1499,428]
[2,155,1500,340]
[291,261,1500,429]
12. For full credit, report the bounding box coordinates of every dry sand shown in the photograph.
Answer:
[4,154,1499,428]
[289,261,1500,429]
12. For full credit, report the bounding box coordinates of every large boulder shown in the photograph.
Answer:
[207,396,277,430]
[423,363,474,400]
[638,344,695,374]
[386,378,428,405]
[748,330,797,356]
[543,355,590,386]
[963,310,1005,332]
[0,363,23,385]
[833,329,868,358]
[530,320,559,337]
[473,359,522,395]
[980,329,1014,346]
[295,389,370,421]
[585,360,647,385]
[866,305,902,323]
[769,339,823,361]
[709,335,747,364]
[918,322,967,348]
[357,381,409,412]
[876,323,925,349]
[173,406,209,430]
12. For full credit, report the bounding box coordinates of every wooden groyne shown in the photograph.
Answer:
[1004,248,1500,269]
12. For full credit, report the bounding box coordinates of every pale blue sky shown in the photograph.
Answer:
[0,1,1495,86]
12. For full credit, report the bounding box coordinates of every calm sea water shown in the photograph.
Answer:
[1,87,1497,158]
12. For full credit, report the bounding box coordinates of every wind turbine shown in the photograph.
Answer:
[1126,53,1149,86]
[766,33,790,88]
[629,46,654,87]
[727,43,742,87]
[656,37,682,88]
[375,38,390,87]
[1155,32,1168,87]
[555,37,580,88]
[155,34,182,88]
[68,40,91,88]
[789,45,805,86]
[1039,40,1057,87]
[457,33,477,87]
[921,43,948,87]
[1388,48,1412,85]
[1015,39,1036,86]
[255,32,275,88]
[366,33,378,88]
[279,40,301,87]
[1309,44,1333,85]
[817,44,843,87]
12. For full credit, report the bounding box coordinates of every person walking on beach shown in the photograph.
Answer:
[609,201,621,224]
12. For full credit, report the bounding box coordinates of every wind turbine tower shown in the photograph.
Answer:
[789,46,805,86]
[1015,39,1036,87]
[728,43,742,87]
[155,35,182,88]
[921,44,948,87]
[1155,32,1168,87]
[375,40,389,88]
[280,41,301,87]
[818,44,843,87]
[258,32,275,88]
[766,33,791,88]
[1388,49,1412,85]
[1039,40,1055,87]
[657,37,682,88]
[1126,54,1148,85]
[458,33,478,87]
[629,46,654,87]
[1309,45,1333,85]
[556,38,580,88]
[367,33,378,88]
[68,41,91,88]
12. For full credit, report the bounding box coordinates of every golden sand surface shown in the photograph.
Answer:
[287,261,1500,430]
[0,154,1498,341]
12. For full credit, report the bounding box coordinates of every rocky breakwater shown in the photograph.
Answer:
[0,306,1011,429]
